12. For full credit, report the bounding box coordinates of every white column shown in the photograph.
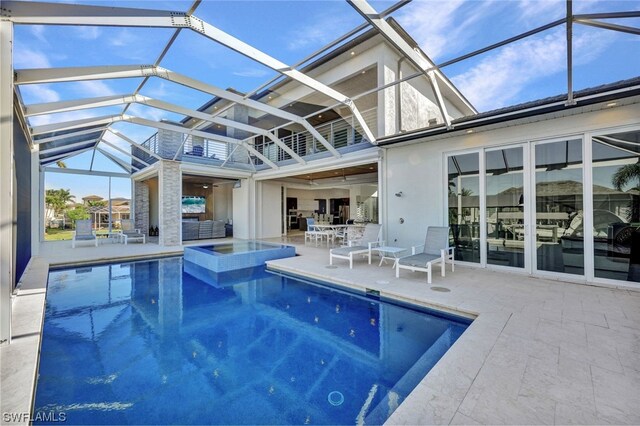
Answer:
[0,21,14,345]
[31,150,41,256]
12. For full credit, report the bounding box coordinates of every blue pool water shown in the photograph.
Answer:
[35,257,470,425]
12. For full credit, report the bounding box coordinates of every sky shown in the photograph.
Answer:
[14,0,640,199]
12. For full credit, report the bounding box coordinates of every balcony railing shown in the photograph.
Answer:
[131,107,376,170]
[251,107,377,164]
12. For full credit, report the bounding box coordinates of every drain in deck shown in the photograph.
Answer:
[430,286,450,292]
[325,265,338,269]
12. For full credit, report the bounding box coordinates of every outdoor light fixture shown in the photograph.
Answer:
[395,191,403,197]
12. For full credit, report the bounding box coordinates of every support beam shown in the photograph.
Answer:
[27,94,307,164]
[566,0,575,106]
[347,0,453,128]
[32,126,107,144]
[40,146,95,165]
[122,115,278,169]
[574,19,640,36]
[107,128,163,161]
[99,139,148,167]
[38,138,99,155]
[5,1,376,143]
[95,146,138,173]
[16,65,340,157]
[24,94,127,116]
[0,20,14,345]
[30,114,121,136]
[42,167,130,178]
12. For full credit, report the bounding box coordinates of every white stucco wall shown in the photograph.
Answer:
[258,181,282,239]
[233,179,251,239]
[384,103,640,249]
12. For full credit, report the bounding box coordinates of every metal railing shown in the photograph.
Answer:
[251,107,377,164]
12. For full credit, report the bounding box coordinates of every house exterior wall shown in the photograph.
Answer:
[383,103,640,250]
[258,181,282,239]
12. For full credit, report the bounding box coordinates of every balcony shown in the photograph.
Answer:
[131,107,377,172]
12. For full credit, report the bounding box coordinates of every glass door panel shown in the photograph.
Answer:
[447,152,480,263]
[534,139,584,275]
[486,147,525,268]
[592,130,640,282]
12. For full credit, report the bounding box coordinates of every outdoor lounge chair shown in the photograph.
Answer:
[120,219,146,245]
[396,226,454,284]
[329,223,383,268]
[72,219,98,248]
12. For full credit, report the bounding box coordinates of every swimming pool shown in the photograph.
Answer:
[35,257,470,425]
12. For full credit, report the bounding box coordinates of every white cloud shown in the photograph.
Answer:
[232,68,270,78]
[451,28,614,111]
[14,48,51,68]
[396,0,501,60]
[75,81,117,98]
[73,26,101,40]
[28,110,101,127]
[127,103,169,122]
[286,15,357,51]
[20,84,60,104]
[29,26,48,43]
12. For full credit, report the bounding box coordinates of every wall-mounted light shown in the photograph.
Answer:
[395,191,403,197]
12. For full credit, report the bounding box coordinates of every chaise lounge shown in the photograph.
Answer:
[396,226,454,284]
[71,219,98,248]
[329,223,383,268]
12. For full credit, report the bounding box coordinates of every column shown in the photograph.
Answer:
[134,180,149,237]
[0,21,13,344]
[227,105,250,164]
[158,160,181,246]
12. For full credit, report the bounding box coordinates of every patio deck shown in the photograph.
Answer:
[1,236,639,424]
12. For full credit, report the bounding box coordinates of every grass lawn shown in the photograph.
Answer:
[45,228,74,241]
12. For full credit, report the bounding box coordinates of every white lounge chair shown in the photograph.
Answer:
[329,223,383,268]
[396,226,454,284]
[120,219,146,245]
[72,219,98,248]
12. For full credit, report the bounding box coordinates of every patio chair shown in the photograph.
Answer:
[120,219,146,245]
[396,226,454,284]
[72,219,98,248]
[329,223,383,268]
[305,218,323,243]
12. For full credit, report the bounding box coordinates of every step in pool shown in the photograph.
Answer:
[183,241,296,273]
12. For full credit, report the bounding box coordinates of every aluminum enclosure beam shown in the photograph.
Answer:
[30,114,121,135]
[107,129,163,162]
[575,19,640,36]
[122,115,278,169]
[40,146,95,165]
[99,139,148,167]
[38,138,99,155]
[32,126,108,144]
[347,0,453,128]
[95,146,139,173]
[43,166,131,178]
[5,1,376,143]
[16,65,340,157]
[26,94,306,164]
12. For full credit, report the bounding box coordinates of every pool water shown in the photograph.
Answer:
[35,257,470,425]
[202,241,285,254]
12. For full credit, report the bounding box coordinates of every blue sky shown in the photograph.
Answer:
[16,0,640,199]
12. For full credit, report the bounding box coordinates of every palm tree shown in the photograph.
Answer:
[612,163,640,222]
[612,163,640,192]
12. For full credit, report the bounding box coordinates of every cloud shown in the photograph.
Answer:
[232,68,270,78]
[73,26,101,40]
[20,84,60,104]
[75,81,117,98]
[451,28,614,111]
[126,103,169,122]
[14,48,51,68]
[28,110,104,127]
[396,0,502,60]
[286,14,357,51]
[29,26,48,43]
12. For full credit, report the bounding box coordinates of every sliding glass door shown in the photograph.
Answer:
[533,139,584,276]
[447,152,480,263]
[485,146,526,268]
